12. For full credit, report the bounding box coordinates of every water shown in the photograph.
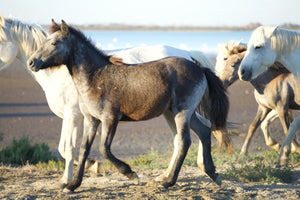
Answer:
[83,30,252,53]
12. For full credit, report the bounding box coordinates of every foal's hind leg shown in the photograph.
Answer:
[260,110,281,151]
[165,110,210,170]
[190,112,221,185]
[157,109,192,188]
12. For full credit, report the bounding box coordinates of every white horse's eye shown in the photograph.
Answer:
[254,45,262,50]
[223,57,228,61]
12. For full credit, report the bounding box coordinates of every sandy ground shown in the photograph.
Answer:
[0,59,299,199]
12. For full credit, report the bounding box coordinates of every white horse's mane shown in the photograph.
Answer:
[270,27,300,54]
[0,17,48,55]
[0,16,7,41]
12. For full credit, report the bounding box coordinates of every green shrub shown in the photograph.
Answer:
[0,135,54,165]
[36,159,65,170]
[129,148,169,170]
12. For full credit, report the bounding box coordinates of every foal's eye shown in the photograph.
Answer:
[223,57,228,61]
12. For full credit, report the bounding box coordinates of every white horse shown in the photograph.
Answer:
[0,15,223,187]
[0,16,83,187]
[238,26,300,167]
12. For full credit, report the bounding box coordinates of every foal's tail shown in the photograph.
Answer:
[196,68,229,130]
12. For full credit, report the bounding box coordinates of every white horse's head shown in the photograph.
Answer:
[238,26,278,81]
[0,14,48,71]
[0,14,19,70]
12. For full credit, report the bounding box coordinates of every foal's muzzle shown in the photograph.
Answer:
[27,58,41,72]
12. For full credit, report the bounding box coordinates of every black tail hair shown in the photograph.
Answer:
[196,68,229,130]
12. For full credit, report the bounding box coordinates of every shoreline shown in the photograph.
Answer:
[41,24,300,32]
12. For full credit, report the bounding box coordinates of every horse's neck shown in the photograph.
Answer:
[250,68,284,93]
[68,43,109,84]
[250,78,265,94]
[277,47,300,81]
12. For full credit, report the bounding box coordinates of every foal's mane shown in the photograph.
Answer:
[270,27,300,54]
[228,45,247,56]
[50,23,112,63]
[215,41,246,75]
[0,17,48,54]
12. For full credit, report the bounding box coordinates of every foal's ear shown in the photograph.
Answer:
[61,20,68,37]
[50,19,60,33]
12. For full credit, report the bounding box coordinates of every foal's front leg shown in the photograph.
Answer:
[64,116,100,192]
[100,117,139,183]
[240,106,271,155]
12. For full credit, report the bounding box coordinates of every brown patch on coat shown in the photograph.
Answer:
[109,56,124,66]
[228,45,247,56]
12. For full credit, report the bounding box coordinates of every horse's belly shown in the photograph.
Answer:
[121,95,170,121]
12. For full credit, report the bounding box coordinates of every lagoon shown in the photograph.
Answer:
[84,30,252,53]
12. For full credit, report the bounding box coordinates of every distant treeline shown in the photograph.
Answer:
[42,22,300,31]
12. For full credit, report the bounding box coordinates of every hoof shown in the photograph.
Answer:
[160,180,175,188]
[239,150,247,155]
[126,171,140,185]
[277,157,288,168]
[62,188,74,194]
[206,172,222,186]
[130,172,140,185]
[54,180,67,190]
[270,143,281,151]
[155,173,167,183]
[214,174,222,186]
[154,175,174,188]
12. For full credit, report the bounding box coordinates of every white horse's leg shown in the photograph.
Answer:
[276,108,300,152]
[197,139,204,170]
[59,113,83,188]
[277,115,300,167]
[260,110,281,150]
[58,119,68,159]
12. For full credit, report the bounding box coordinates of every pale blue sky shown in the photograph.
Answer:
[0,0,299,26]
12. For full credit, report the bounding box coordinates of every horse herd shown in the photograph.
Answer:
[0,14,299,192]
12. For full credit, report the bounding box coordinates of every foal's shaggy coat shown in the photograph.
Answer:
[28,20,229,191]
